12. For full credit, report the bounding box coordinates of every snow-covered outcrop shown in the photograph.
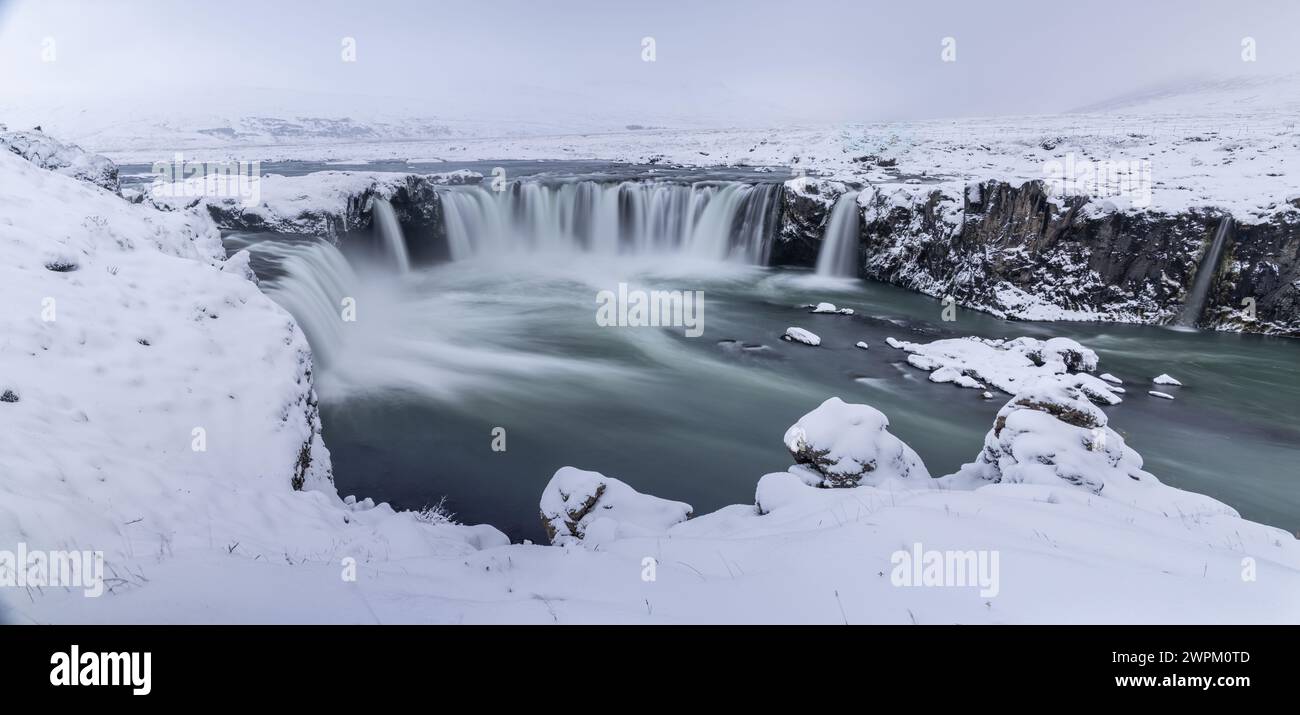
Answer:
[887,335,1121,404]
[945,379,1136,494]
[0,143,512,623]
[539,467,693,547]
[0,127,120,193]
[151,170,481,241]
[945,378,1236,520]
[781,397,930,488]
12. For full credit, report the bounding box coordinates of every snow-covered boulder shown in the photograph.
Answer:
[782,397,930,487]
[946,378,1152,495]
[1153,374,1183,386]
[0,128,119,193]
[782,327,821,346]
[808,302,854,315]
[540,467,693,546]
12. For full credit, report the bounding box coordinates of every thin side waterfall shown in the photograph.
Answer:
[1177,216,1234,327]
[439,180,782,264]
[814,192,861,277]
[371,198,410,273]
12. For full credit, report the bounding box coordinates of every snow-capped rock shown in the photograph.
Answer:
[1153,374,1183,386]
[782,327,821,346]
[151,169,481,238]
[1149,390,1176,400]
[887,335,1120,404]
[540,467,693,546]
[945,378,1149,495]
[220,248,258,284]
[782,397,930,487]
[1099,373,1123,384]
[0,128,120,193]
[855,341,869,350]
[806,302,855,315]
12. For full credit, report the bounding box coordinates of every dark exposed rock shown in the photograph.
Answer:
[773,178,1300,337]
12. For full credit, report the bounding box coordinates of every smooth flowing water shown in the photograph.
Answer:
[371,198,410,273]
[227,243,1300,541]
[815,191,861,277]
[224,184,1300,543]
[1177,217,1234,327]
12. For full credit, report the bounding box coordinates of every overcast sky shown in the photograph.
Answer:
[2,0,1298,125]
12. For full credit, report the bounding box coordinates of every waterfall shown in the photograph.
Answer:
[1177,217,1234,327]
[439,180,781,264]
[372,198,410,273]
[814,192,862,277]
[239,238,359,368]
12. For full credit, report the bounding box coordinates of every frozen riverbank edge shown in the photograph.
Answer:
[2,132,1298,625]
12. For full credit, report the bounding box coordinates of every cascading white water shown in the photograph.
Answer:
[440,180,781,264]
[372,198,410,273]
[1177,217,1234,327]
[814,192,861,277]
[241,239,360,368]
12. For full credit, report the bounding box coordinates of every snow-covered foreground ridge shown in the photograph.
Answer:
[2,133,1298,624]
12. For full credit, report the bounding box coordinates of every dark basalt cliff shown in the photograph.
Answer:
[774,178,1300,337]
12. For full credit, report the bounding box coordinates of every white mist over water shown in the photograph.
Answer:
[372,198,411,273]
[1177,217,1234,327]
[814,191,861,277]
[441,181,781,264]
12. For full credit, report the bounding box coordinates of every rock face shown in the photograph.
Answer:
[771,178,1300,336]
[771,178,850,267]
[539,467,693,546]
[0,129,120,193]
[162,171,481,265]
[782,397,930,487]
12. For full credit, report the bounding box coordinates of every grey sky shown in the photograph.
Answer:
[2,0,1297,125]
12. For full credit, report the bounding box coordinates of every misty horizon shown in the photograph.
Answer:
[3,0,1299,129]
